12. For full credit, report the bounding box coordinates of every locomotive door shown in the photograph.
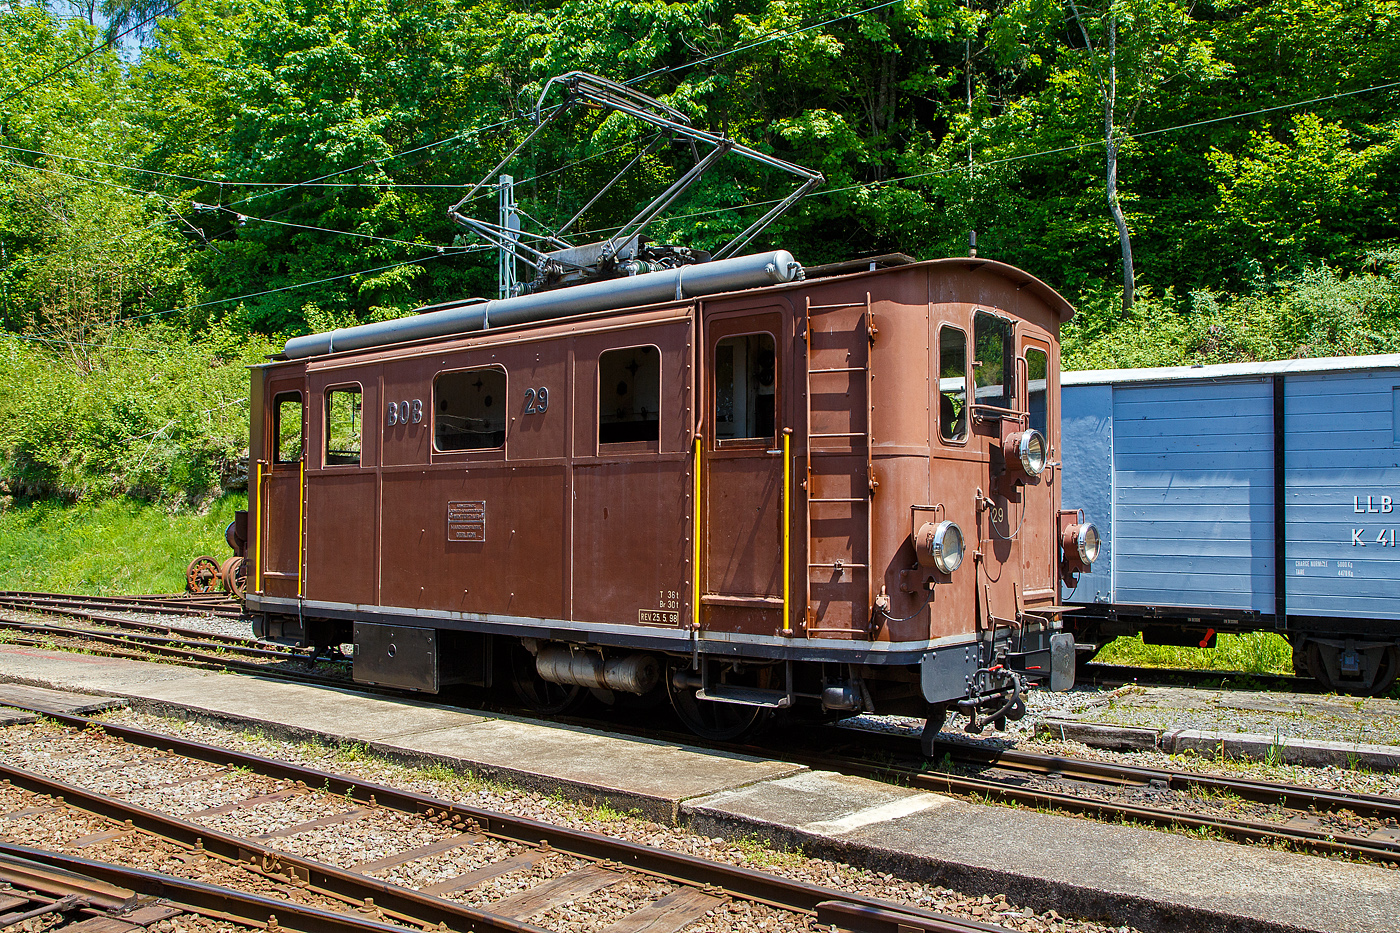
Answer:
[702,310,785,630]
[304,368,378,607]
[258,375,306,600]
[1020,338,1056,597]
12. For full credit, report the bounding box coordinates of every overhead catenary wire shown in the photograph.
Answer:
[565,78,1400,241]
[0,0,189,107]
[221,1,913,208]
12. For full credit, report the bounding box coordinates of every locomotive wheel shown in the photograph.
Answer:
[666,666,771,741]
[185,556,221,594]
[220,556,248,599]
[506,644,584,715]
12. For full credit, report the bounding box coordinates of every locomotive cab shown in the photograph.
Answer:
[243,251,1094,752]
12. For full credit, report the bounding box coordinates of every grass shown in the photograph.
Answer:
[731,835,808,872]
[0,493,245,595]
[1094,631,1294,676]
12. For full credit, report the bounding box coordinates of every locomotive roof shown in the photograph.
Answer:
[267,254,1075,366]
[1063,352,1400,385]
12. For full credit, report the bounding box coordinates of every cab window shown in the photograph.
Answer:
[1026,347,1048,437]
[325,386,362,465]
[434,367,507,451]
[715,333,776,442]
[273,392,303,463]
[938,327,968,442]
[974,311,1012,413]
[599,345,660,445]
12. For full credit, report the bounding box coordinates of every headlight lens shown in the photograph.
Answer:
[932,520,964,574]
[1018,430,1047,476]
[1077,523,1100,566]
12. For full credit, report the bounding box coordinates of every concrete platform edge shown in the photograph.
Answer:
[1039,717,1400,770]
[0,671,782,824]
[0,667,1354,933]
[681,805,1314,933]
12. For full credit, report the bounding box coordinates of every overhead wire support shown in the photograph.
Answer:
[446,72,823,279]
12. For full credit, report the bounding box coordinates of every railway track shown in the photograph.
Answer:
[5,592,1397,869]
[0,591,243,620]
[791,723,1400,865]
[0,844,426,933]
[0,706,989,933]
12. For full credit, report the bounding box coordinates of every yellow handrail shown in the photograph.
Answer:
[252,461,262,595]
[782,427,792,636]
[692,435,701,633]
[298,458,306,599]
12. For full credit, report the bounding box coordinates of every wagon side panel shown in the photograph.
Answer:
[1110,379,1275,611]
[1285,368,1400,623]
[1060,382,1114,605]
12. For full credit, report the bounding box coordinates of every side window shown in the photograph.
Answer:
[939,327,968,442]
[715,333,776,442]
[273,392,304,464]
[599,345,660,445]
[434,367,507,451]
[325,386,362,465]
[1026,348,1048,437]
[974,310,1012,413]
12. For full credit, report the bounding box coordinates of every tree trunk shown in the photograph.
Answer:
[1104,17,1135,311]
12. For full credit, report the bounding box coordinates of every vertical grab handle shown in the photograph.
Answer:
[692,436,702,633]
[298,459,306,600]
[252,462,264,596]
[782,427,793,636]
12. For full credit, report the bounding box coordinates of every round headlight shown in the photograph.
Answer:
[1017,430,1047,476]
[931,520,964,574]
[1077,523,1100,566]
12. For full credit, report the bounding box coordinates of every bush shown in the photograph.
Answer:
[1063,251,1400,370]
[0,323,277,504]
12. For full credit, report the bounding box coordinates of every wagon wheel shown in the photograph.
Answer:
[1306,642,1400,697]
[506,643,584,715]
[220,556,248,599]
[185,556,221,594]
[666,663,771,741]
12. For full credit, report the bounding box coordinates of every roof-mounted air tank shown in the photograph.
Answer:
[282,249,803,360]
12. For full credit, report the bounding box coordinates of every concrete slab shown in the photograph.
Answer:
[1039,718,1400,770]
[0,645,803,822]
[685,770,1400,933]
[1048,685,1400,749]
[0,681,125,715]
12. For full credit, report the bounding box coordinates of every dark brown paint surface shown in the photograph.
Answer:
[250,259,1069,652]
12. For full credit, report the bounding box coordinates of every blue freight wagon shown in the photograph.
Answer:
[1059,354,1400,694]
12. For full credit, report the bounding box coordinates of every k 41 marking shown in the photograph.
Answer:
[1351,528,1397,547]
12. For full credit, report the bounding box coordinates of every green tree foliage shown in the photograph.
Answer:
[0,0,1397,503]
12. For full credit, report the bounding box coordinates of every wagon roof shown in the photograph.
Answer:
[1063,353,1400,385]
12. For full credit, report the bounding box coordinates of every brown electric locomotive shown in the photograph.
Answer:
[243,248,1097,750]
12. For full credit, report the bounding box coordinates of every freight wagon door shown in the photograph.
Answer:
[702,310,786,631]
[258,376,306,601]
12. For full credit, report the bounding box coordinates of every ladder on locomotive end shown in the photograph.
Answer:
[802,293,876,637]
